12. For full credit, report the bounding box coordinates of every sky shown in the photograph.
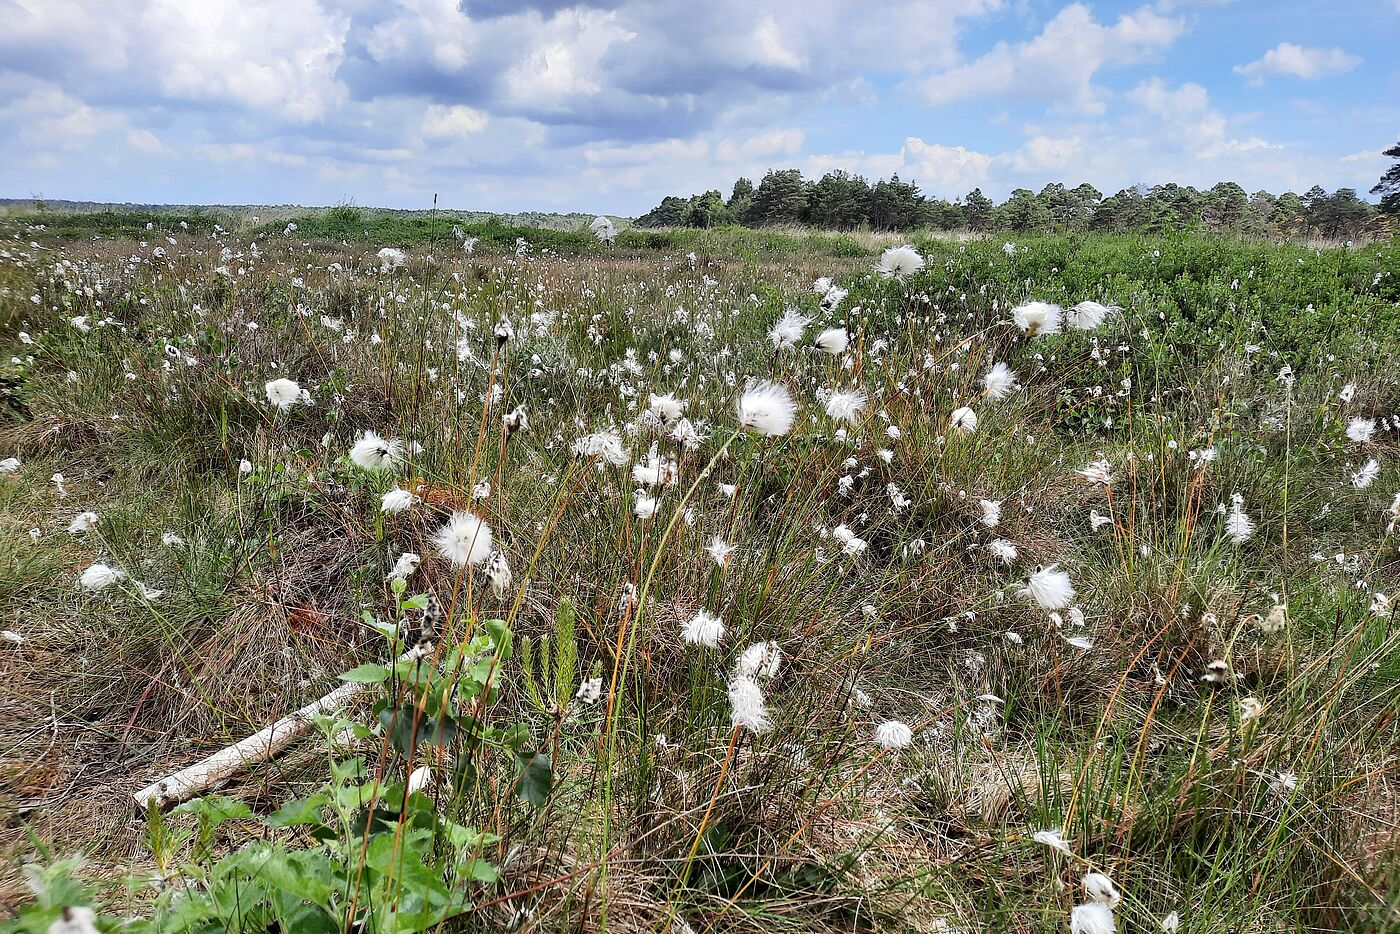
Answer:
[1,0,1396,215]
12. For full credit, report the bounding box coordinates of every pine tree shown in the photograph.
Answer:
[1372,141,1400,215]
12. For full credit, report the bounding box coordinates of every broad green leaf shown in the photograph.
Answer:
[339,663,390,684]
[514,751,552,806]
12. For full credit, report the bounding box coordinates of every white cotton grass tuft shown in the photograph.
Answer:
[979,499,1002,528]
[406,765,432,795]
[706,537,736,568]
[1066,300,1116,330]
[647,393,686,424]
[349,431,403,471]
[824,389,867,424]
[434,511,494,568]
[1083,872,1121,909]
[381,488,418,514]
[874,244,925,279]
[1352,458,1380,489]
[874,720,914,750]
[831,524,868,556]
[633,493,658,520]
[949,406,978,434]
[813,327,849,355]
[1022,565,1076,611]
[981,362,1019,400]
[1346,417,1376,444]
[737,381,796,437]
[484,550,513,598]
[590,215,617,243]
[681,610,726,647]
[79,562,124,591]
[1225,493,1255,544]
[1033,828,1073,855]
[728,675,772,733]
[1011,301,1062,336]
[736,640,783,680]
[769,308,810,350]
[67,511,98,534]
[377,247,406,269]
[1070,902,1115,934]
[45,905,99,934]
[1078,459,1113,486]
[986,539,1018,564]
[573,428,629,466]
[264,378,305,411]
[386,552,421,582]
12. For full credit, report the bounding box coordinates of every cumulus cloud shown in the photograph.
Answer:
[422,104,490,140]
[915,3,1184,113]
[1234,43,1361,83]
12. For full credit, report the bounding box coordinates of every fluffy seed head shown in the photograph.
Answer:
[1067,300,1115,330]
[1011,301,1062,336]
[728,675,772,733]
[1083,872,1121,909]
[949,406,978,434]
[981,362,1019,400]
[814,327,849,355]
[824,389,867,424]
[682,610,726,647]
[769,309,810,350]
[381,488,417,514]
[874,244,925,279]
[1022,564,1076,611]
[1070,902,1115,934]
[737,381,796,437]
[349,431,403,471]
[79,562,124,591]
[874,720,914,750]
[264,378,303,410]
[434,511,494,568]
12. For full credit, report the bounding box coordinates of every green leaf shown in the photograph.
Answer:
[485,619,513,658]
[514,751,552,807]
[499,722,530,752]
[340,663,390,684]
[173,794,252,825]
[266,792,330,828]
[458,858,499,883]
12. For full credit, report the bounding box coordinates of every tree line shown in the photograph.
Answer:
[635,168,1391,239]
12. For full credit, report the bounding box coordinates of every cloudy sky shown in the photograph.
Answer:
[1,0,1395,214]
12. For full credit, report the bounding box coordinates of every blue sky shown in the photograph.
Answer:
[1,0,1396,215]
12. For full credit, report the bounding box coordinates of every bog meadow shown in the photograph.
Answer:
[0,207,1397,934]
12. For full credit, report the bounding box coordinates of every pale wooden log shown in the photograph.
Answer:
[132,647,427,810]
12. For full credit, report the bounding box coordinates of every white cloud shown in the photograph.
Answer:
[1125,78,1277,159]
[1234,43,1361,83]
[1005,135,1083,173]
[583,138,710,167]
[749,15,805,70]
[422,104,489,139]
[501,10,635,111]
[365,0,476,72]
[126,129,171,155]
[916,3,1184,113]
[141,0,349,121]
[716,129,805,162]
[801,138,994,195]
[899,139,995,192]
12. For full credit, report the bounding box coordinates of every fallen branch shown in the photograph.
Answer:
[132,647,426,811]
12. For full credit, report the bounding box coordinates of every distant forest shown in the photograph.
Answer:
[636,170,1389,239]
